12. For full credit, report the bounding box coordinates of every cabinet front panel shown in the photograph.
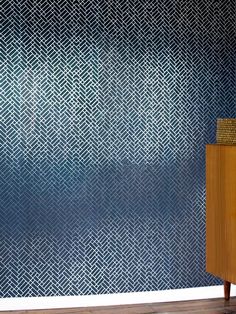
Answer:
[206,145,236,283]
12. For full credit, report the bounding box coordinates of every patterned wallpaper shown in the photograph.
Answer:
[1,0,236,297]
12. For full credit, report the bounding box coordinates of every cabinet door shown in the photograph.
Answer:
[206,145,236,284]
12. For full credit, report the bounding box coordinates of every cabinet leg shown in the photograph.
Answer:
[224,281,231,300]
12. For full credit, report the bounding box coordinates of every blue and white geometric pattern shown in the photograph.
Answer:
[1,0,236,297]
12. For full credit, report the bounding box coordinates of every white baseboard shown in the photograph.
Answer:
[0,285,235,311]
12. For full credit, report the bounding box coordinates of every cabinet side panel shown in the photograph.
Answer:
[206,145,223,278]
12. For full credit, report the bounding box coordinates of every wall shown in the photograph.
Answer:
[1,0,236,297]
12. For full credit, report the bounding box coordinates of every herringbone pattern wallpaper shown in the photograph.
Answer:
[1,0,236,297]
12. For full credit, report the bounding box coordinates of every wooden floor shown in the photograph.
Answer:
[1,297,236,314]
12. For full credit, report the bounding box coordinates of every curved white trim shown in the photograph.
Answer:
[0,285,235,311]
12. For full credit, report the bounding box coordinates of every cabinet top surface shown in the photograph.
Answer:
[206,144,236,147]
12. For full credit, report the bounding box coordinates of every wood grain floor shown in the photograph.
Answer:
[1,297,236,314]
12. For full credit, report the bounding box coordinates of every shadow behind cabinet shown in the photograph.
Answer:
[206,144,236,300]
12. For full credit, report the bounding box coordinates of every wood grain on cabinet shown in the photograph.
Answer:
[206,144,236,295]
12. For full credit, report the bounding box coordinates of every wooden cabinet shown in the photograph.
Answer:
[206,144,236,300]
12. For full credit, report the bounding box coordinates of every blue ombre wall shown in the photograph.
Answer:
[1,0,236,297]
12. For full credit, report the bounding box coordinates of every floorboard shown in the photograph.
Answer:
[1,297,236,314]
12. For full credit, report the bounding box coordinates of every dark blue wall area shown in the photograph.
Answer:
[1,0,236,297]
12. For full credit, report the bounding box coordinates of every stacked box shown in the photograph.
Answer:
[216,119,236,144]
